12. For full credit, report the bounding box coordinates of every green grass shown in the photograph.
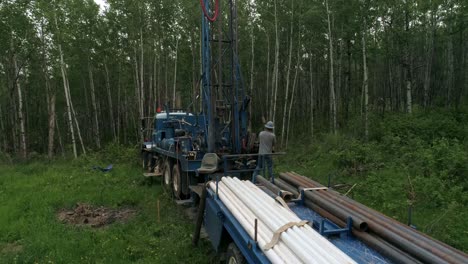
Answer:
[0,159,214,263]
[2,109,468,262]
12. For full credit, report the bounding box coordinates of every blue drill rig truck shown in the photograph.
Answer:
[140,0,468,263]
[140,0,257,200]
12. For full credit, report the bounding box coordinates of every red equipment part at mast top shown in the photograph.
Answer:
[199,0,219,22]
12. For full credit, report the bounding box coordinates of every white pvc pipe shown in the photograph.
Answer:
[227,177,356,264]
[216,182,303,263]
[244,179,356,264]
[222,177,320,263]
[228,178,329,263]
[245,180,353,263]
[208,182,285,263]
[213,182,301,263]
[231,178,330,261]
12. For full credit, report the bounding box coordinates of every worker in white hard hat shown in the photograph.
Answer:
[253,121,276,179]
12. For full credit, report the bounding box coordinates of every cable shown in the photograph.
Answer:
[199,0,219,22]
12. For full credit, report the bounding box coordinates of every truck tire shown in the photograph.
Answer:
[172,163,187,200]
[163,159,173,190]
[225,243,246,264]
[172,163,183,199]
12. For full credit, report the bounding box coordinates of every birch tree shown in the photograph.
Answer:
[271,0,279,123]
[281,0,295,145]
[11,39,27,159]
[172,36,179,108]
[362,30,369,141]
[88,59,101,148]
[55,15,78,158]
[326,0,337,133]
[39,21,56,158]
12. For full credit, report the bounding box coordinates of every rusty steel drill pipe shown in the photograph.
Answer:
[270,175,422,263]
[274,178,300,197]
[281,172,468,264]
[280,172,451,263]
[317,184,468,263]
[256,175,293,202]
[278,173,369,231]
[286,172,468,263]
[304,201,423,264]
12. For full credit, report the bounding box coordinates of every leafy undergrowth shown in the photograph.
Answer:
[277,109,468,252]
[0,151,214,263]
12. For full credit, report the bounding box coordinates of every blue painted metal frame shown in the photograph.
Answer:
[149,146,202,172]
[290,204,391,264]
[201,0,212,151]
[318,217,353,237]
[205,188,271,264]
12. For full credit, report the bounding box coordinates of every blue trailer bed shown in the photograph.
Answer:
[204,186,392,264]
[290,204,391,264]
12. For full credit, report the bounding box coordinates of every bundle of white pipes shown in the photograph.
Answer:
[209,177,357,264]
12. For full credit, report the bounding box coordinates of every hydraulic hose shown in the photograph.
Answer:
[199,0,219,22]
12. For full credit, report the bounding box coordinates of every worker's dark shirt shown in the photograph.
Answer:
[258,130,276,155]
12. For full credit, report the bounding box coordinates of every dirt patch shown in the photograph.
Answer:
[1,242,23,254]
[57,203,136,228]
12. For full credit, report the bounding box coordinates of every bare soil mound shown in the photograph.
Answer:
[1,242,23,254]
[57,203,136,228]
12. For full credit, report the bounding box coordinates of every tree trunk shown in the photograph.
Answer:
[191,31,197,112]
[337,38,342,121]
[309,51,314,137]
[265,32,270,120]
[423,10,435,108]
[154,49,158,113]
[165,54,168,103]
[55,15,77,158]
[446,37,454,107]
[140,27,145,121]
[362,32,369,141]
[147,53,153,139]
[46,84,56,158]
[404,5,412,114]
[12,42,27,159]
[155,50,160,109]
[70,99,86,155]
[249,25,255,130]
[272,0,279,124]
[0,107,6,152]
[326,0,337,133]
[104,63,116,141]
[345,39,351,120]
[88,59,101,148]
[173,37,179,108]
[286,35,301,148]
[40,22,56,159]
[190,31,198,113]
[281,0,294,145]
[133,49,142,141]
[117,62,121,143]
[55,118,65,157]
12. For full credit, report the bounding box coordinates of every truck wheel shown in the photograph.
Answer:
[163,159,173,189]
[172,163,184,199]
[225,243,246,264]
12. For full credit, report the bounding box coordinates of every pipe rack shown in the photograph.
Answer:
[209,176,357,264]
[277,172,468,264]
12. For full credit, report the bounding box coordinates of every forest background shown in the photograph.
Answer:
[0,0,467,256]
